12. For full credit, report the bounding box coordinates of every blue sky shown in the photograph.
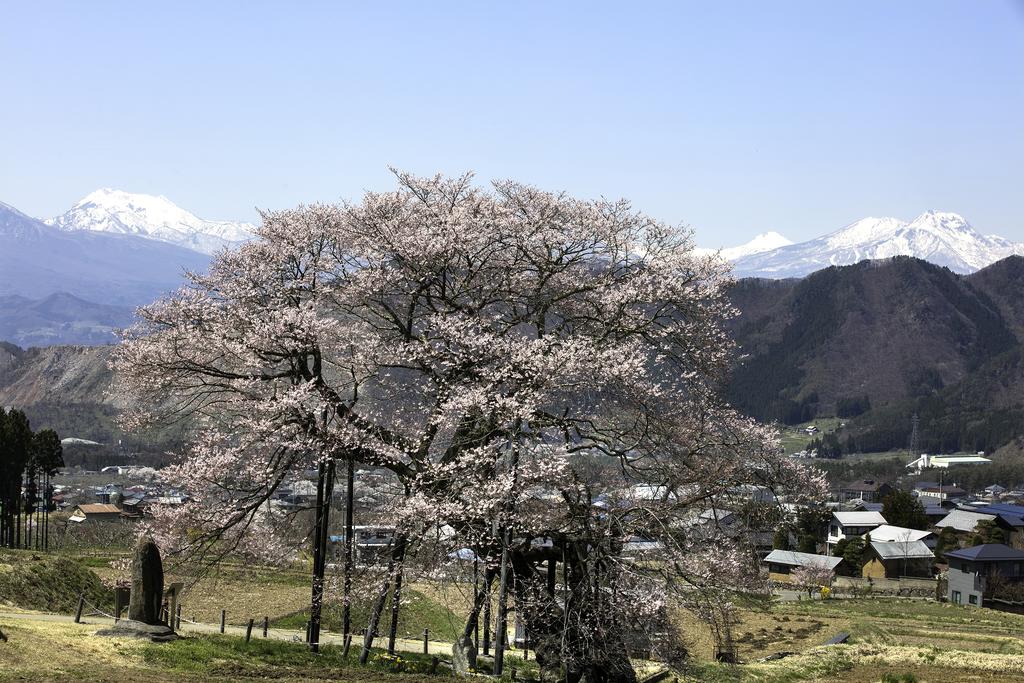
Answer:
[2,1,1022,245]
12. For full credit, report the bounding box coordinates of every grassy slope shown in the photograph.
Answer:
[0,551,113,613]
[0,619,451,682]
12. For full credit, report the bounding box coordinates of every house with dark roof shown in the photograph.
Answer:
[917,484,968,503]
[945,544,1024,607]
[959,503,1024,549]
[838,479,894,504]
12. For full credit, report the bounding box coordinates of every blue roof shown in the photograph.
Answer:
[984,503,1024,516]
[945,544,1024,562]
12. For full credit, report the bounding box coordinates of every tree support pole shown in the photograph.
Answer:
[309,457,336,653]
[342,456,355,638]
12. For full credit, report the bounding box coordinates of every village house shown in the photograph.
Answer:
[68,503,123,523]
[934,509,996,538]
[868,524,937,549]
[827,511,887,551]
[946,544,1024,607]
[838,479,894,504]
[860,539,935,579]
[329,525,397,565]
[763,549,844,582]
[962,503,1024,549]
[916,484,968,504]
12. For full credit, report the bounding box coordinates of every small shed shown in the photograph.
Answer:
[68,503,123,523]
[763,550,843,582]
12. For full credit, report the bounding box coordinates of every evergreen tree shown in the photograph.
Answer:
[881,489,929,530]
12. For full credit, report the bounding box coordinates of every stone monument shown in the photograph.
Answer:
[97,535,177,642]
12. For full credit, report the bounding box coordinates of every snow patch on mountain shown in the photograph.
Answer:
[732,211,1024,279]
[696,231,793,260]
[47,188,255,255]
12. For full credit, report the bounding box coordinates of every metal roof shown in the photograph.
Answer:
[869,540,934,560]
[763,550,843,570]
[866,525,932,543]
[935,509,995,532]
[75,504,121,514]
[833,511,887,526]
[945,544,1024,562]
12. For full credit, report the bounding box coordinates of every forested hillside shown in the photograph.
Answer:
[0,344,183,467]
[728,256,1024,453]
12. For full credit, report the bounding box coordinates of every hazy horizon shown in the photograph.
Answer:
[3,1,1022,245]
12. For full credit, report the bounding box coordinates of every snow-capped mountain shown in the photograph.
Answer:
[1,199,210,307]
[732,211,1024,278]
[696,231,793,260]
[47,188,255,255]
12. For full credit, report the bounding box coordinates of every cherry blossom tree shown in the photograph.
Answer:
[790,562,835,599]
[113,170,825,680]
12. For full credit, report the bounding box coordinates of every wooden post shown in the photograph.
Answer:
[245,618,255,642]
[74,596,85,623]
[175,605,182,631]
[342,633,352,657]
[422,628,429,654]
[220,609,226,633]
[429,656,439,674]
[263,616,269,638]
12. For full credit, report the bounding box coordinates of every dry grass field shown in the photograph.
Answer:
[7,549,1024,682]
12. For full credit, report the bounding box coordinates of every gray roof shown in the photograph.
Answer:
[833,511,887,526]
[869,540,934,560]
[935,509,995,532]
[763,550,843,570]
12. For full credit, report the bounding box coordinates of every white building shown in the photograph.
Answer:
[907,453,991,471]
[865,524,936,549]
[827,511,887,550]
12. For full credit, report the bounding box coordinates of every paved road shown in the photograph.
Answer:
[0,609,460,657]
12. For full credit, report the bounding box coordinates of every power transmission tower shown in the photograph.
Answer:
[908,413,920,455]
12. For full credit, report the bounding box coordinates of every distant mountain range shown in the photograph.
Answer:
[0,190,257,345]
[703,211,1024,278]
[0,200,210,310]
[3,189,1024,347]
